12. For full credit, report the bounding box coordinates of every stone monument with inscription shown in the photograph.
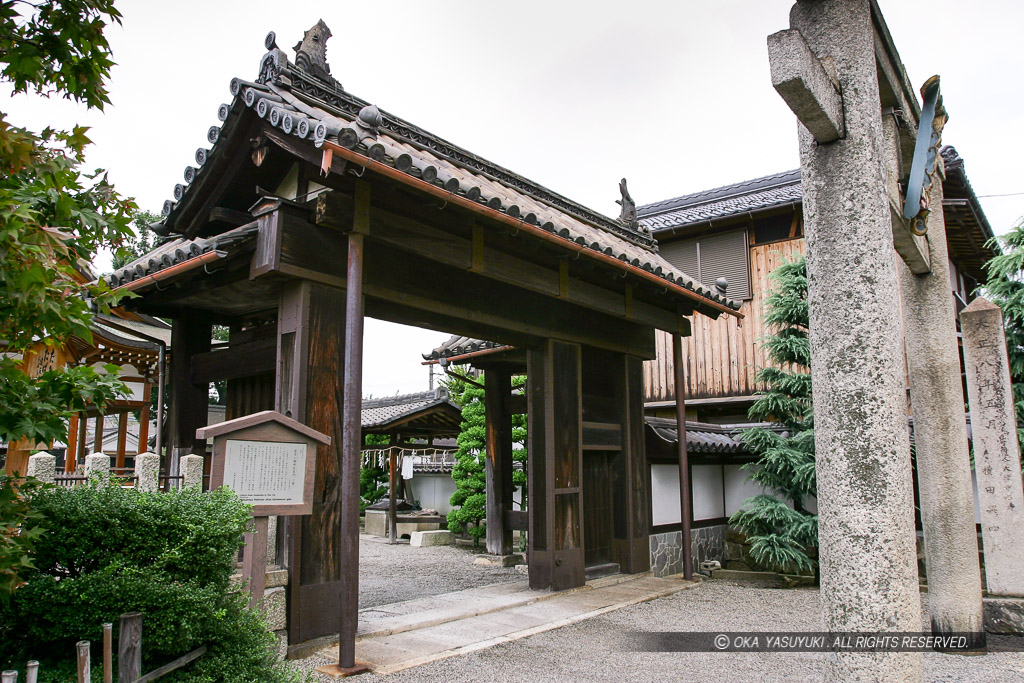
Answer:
[197,411,330,606]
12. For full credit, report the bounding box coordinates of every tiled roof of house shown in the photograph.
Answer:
[638,169,802,234]
[103,22,739,313]
[361,389,460,431]
[645,417,747,454]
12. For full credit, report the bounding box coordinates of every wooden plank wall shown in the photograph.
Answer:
[644,238,806,402]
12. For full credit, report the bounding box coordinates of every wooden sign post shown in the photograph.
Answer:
[197,410,330,607]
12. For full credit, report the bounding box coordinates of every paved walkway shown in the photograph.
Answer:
[308,572,698,676]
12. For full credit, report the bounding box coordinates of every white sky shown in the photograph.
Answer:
[5,0,1024,396]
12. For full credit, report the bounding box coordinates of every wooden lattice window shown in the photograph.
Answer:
[659,229,751,299]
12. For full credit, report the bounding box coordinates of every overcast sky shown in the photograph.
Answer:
[6,0,1023,396]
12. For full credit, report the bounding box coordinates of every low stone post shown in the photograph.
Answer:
[85,453,110,482]
[961,299,1024,616]
[180,454,204,488]
[134,452,160,492]
[26,453,56,483]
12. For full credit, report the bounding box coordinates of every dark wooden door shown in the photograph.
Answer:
[583,452,613,567]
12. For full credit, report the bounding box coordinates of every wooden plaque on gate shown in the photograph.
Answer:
[196,410,330,516]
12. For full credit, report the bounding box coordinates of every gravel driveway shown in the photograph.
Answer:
[299,576,1024,682]
[357,535,521,609]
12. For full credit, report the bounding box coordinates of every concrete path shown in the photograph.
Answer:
[312,572,698,675]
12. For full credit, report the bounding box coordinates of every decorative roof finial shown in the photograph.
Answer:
[294,19,333,83]
[355,104,382,138]
[616,178,639,231]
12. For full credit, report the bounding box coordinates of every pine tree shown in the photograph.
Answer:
[444,370,528,547]
[446,373,487,544]
[982,217,1024,472]
[729,256,818,575]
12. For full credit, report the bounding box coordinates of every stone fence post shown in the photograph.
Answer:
[134,452,160,492]
[26,453,56,483]
[180,454,204,488]
[960,298,1024,598]
[84,453,110,481]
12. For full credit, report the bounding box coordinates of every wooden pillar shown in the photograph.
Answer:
[527,339,583,591]
[673,329,693,580]
[389,447,398,544]
[137,404,151,455]
[93,415,104,453]
[337,204,367,670]
[276,279,346,646]
[611,353,650,574]
[115,411,128,469]
[485,369,513,556]
[74,412,88,471]
[66,413,80,473]
[167,315,212,460]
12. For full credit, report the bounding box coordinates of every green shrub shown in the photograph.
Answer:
[0,482,301,682]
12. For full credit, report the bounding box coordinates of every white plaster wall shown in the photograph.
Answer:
[407,473,457,515]
[693,465,725,520]
[724,464,770,516]
[650,464,726,525]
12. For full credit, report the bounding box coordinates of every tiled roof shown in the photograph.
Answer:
[361,389,459,430]
[639,169,802,234]
[422,335,511,362]
[645,417,777,455]
[105,222,260,289]
[129,23,739,313]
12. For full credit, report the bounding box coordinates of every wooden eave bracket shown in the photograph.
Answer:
[768,29,845,144]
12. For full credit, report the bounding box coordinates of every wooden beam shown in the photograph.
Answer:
[261,205,658,358]
[190,337,277,384]
[315,191,680,333]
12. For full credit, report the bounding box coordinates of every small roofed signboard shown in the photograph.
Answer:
[196,410,329,516]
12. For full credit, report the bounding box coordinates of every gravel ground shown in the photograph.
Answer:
[357,535,522,609]
[297,578,1024,682]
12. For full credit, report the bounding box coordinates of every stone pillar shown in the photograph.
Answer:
[134,452,160,492]
[180,454,205,488]
[898,177,984,645]
[26,453,56,483]
[961,298,1024,598]
[785,2,923,679]
[84,453,110,481]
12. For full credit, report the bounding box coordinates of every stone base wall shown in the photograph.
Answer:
[649,525,726,577]
[231,566,289,658]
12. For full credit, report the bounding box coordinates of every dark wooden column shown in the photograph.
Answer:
[485,369,513,556]
[527,339,584,591]
[388,431,400,545]
[672,329,693,580]
[167,314,212,462]
[611,354,650,574]
[275,278,346,645]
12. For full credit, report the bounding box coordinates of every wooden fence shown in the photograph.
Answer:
[2,613,205,683]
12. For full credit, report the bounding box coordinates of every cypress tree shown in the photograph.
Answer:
[729,256,818,574]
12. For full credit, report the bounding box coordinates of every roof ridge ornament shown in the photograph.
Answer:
[616,178,647,237]
[294,19,334,84]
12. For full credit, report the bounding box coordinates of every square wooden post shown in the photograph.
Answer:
[485,369,513,556]
[527,339,583,591]
[611,353,650,574]
[167,314,212,460]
